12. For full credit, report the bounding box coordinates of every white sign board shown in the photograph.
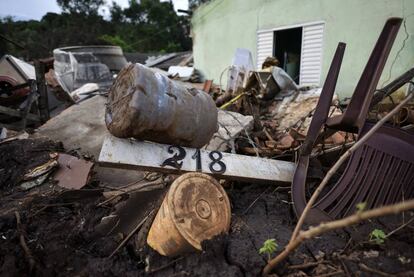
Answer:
[99,135,295,184]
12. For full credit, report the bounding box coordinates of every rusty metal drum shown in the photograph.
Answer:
[105,63,218,148]
[147,173,231,256]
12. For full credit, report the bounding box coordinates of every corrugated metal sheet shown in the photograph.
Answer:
[256,31,274,69]
[300,23,324,86]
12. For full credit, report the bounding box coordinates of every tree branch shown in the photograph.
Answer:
[263,199,414,275]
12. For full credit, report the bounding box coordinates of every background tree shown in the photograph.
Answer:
[56,0,106,15]
[0,0,191,60]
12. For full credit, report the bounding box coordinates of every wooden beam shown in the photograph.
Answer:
[0,105,40,122]
[99,135,295,184]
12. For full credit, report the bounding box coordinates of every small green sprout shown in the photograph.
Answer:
[369,229,386,245]
[356,202,367,213]
[259,239,278,261]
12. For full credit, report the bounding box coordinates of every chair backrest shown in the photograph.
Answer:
[300,43,346,156]
[291,43,346,220]
[313,123,414,220]
[326,18,402,133]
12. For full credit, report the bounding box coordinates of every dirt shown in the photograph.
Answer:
[1,181,413,277]
[0,138,413,276]
[0,138,63,190]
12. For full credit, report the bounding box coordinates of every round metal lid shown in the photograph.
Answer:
[167,173,231,250]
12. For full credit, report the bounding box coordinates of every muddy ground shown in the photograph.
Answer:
[1,182,413,277]
[0,139,413,276]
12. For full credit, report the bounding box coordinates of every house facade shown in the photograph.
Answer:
[191,0,414,98]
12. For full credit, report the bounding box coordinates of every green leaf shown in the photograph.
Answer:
[259,239,278,255]
[369,229,386,244]
[356,202,367,212]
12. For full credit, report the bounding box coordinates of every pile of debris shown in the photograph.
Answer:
[1,18,414,276]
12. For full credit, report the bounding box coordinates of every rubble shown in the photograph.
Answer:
[204,109,254,152]
[53,49,113,93]
[69,83,100,102]
[0,16,413,277]
[0,138,63,189]
[53,153,94,190]
[145,51,193,70]
[35,95,107,157]
[167,65,194,81]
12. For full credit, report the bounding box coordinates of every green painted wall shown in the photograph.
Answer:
[191,0,414,98]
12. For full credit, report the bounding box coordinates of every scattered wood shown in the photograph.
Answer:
[287,261,324,270]
[313,270,344,277]
[101,178,166,199]
[109,210,153,258]
[385,216,414,238]
[147,257,184,274]
[15,211,36,273]
[358,263,393,277]
[243,187,271,215]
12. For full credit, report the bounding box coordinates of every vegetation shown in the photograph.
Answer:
[369,229,386,245]
[0,0,192,60]
[259,238,278,261]
[356,202,367,213]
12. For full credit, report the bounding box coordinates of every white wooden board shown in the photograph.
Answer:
[99,135,295,184]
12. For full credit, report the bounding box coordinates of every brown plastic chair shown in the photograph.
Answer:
[291,17,414,224]
[326,17,403,133]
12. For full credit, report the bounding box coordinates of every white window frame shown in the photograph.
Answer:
[256,20,325,86]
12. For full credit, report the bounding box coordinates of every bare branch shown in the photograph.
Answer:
[263,199,414,275]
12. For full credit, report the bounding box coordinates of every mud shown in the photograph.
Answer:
[1,182,413,277]
[0,139,63,190]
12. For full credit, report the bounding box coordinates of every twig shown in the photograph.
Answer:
[97,194,122,207]
[263,128,275,142]
[287,261,322,270]
[339,259,352,277]
[310,142,355,158]
[314,271,343,277]
[358,263,393,277]
[385,216,414,238]
[291,92,413,241]
[147,257,184,274]
[99,179,165,206]
[15,211,36,272]
[109,210,153,258]
[99,176,146,191]
[262,199,414,275]
[243,187,271,215]
[30,202,77,217]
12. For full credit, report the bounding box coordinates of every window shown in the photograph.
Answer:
[274,27,302,83]
[257,22,324,86]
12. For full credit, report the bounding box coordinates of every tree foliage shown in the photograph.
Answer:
[0,0,191,59]
[57,0,106,15]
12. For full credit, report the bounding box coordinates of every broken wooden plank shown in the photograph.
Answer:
[98,135,295,184]
[0,105,40,122]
